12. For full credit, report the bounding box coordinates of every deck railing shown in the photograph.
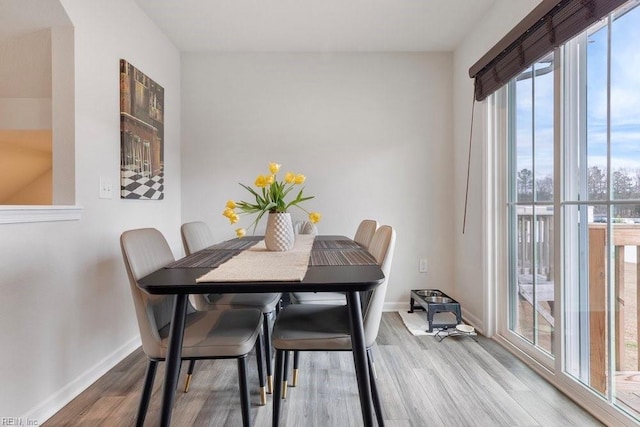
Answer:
[517,213,637,394]
[588,223,639,393]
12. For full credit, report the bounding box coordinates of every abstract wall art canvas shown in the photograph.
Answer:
[119,59,164,199]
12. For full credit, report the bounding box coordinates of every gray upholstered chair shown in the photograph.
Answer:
[287,219,380,385]
[120,228,266,426]
[293,220,318,235]
[181,221,282,394]
[271,225,396,426]
[180,219,216,257]
[353,219,379,248]
[289,219,378,307]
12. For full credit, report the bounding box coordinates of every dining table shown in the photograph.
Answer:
[136,235,385,427]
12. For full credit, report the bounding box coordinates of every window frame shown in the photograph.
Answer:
[487,2,640,424]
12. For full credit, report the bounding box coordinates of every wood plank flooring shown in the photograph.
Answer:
[43,313,602,426]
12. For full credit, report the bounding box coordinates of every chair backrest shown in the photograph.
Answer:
[362,225,396,347]
[180,221,219,310]
[294,220,318,235]
[121,228,193,358]
[354,219,378,249]
[181,221,216,255]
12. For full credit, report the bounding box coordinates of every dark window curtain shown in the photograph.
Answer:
[469,0,627,101]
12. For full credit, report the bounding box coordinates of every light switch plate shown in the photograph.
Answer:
[419,258,428,273]
[99,176,113,199]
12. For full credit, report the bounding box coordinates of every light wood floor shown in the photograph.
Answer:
[44,312,602,426]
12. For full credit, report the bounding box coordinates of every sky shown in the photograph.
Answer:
[514,2,640,183]
[587,3,640,172]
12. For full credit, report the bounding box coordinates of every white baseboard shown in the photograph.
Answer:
[461,309,484,335]
[383,301,407,312]
[24,335,141,424]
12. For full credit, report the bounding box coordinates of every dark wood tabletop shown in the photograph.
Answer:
[137,235,385,295]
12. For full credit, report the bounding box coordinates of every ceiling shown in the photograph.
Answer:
[134,0,496,52]
[0,0,71,40]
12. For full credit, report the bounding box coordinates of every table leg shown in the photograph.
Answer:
[347,291,375,426]
[160,294,188,427]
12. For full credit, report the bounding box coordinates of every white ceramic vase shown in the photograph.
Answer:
[264,212,295,251]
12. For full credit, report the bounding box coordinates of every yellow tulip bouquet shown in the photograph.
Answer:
[223,162,321,238]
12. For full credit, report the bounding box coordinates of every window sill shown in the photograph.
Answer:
[0,205,84,224]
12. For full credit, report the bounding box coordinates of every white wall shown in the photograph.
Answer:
[0,0,181,421]
[452,0,540,332]
[180,52,454,308]
[0,0,542,419]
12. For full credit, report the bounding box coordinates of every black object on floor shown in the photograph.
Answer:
[409,289,462,332]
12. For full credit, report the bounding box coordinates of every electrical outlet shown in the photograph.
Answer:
[419,258,428,273]
[99,176,113,199]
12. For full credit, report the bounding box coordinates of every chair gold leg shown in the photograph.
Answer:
[367,348,378,379]
[183,373,192,393]
[259,386,267,406]
[371,362,378,379]
[267,375,273,394]
[292,350,300,387]
[282,380,288,399]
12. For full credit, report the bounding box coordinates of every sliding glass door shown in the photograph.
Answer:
[563,4,640,415]
[498,1,640,420]
[506,55,555,361]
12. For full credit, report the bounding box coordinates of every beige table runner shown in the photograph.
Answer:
[196,234,315,282]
